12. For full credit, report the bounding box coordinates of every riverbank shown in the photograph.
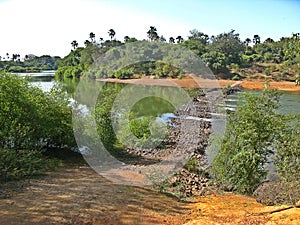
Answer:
[96,77,300,92]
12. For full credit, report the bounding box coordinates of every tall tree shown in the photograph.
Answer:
[210,30,245,64]
[169,37,175,44]
[159,35,166,42]
[147,26,159,41]
[188,29,209,44]
[71,40,79,49]
[176,36,184,43]
[244,38,251,46]
[253,34,261,45]
[108,29,116,40]
[124,35,130,43]
[89,32,95,42]
[84,40,91,47]
[292,32,300,40]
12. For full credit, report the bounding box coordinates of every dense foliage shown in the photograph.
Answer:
[0,55,61,73]
[211,90,300,194]
[0,72,75,181]
[55,28,299,82]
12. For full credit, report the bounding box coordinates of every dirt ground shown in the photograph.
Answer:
[0,165,299,225]
[96,77,300,93]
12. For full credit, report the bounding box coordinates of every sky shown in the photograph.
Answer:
[0,0,299,58]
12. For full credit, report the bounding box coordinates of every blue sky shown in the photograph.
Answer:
[0,0,299,57]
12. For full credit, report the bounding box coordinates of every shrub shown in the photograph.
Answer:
[0,149,60,182]
[211,90,285,194]
[274,115,300,181]
[0,72,74,181]
[263,68,270,76]
[114,69,133,79]
[0,72,76,150]
[231,75,240,80]
[117,114,167,149]
[185,158,199,173]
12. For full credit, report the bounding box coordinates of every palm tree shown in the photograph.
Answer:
[89,32,95,42]
[176,36,183,43]
[147,26,159,41]
[159,35,166,42]
[12,54,17,61]
[84,40,91,47]
[253,35,260,45]
[71,40,78,49]
[244,38,251,46]
[108,29,116,40]
[124,36,130,43]
[169,37,175,44]
[292,33,300,40]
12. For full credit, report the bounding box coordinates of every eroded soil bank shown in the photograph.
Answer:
[96,77,300,92]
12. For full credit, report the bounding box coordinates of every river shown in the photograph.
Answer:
[20,71,300,114]
[19,71,300,179]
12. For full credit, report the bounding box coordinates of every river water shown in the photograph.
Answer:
[20,71,300,179]
[21,71,300,115]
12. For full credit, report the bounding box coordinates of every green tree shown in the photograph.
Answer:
[108,29,116,40]
[275,114,300,181]
[211,90,283,194]
[244,38,251,46]
[188,29,209,45]
[201,51,227,73]
[169,37,175,44]
[210,29,245,65]
[124,35,130,43]
[176,36,183,43]
[89,32,95,42]
[180,39,208,56]
[147,26,159,41]
[253,34,261,45]
[71,40,78,49]
[84,40,91,47]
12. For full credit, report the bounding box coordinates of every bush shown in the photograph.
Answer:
[231,75,240,80]
[201,51,227,74]
[211,90,285,194]
[274,115,300,181]
[0,72,76,150]
[0,72,75,181]
[55,65,83,80]
[117,114,167,149]
[113,69,133,79]
[263,68,270,76]
[0,149,60,182]
[185,158,199,173]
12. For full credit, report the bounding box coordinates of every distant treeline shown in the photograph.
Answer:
[56,27,300,81]
[0,55,61,73]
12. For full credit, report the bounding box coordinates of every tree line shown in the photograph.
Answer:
[56,26,299,82]
[0,54,61,73]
